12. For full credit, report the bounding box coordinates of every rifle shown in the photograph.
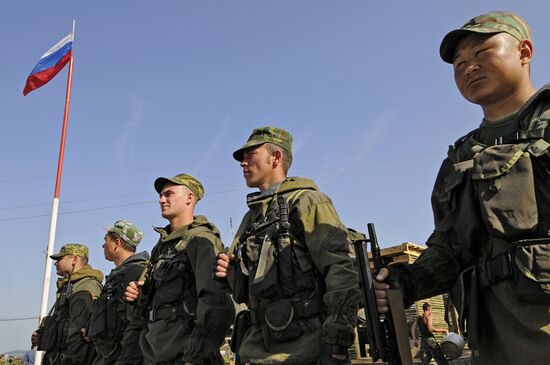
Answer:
[353,223,413,365]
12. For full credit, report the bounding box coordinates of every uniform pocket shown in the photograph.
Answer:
[262,299,303,343]
[37,315,58,352]
[514,240,550,303]
[473,144,538,237]
[434,160,472,233]
[87,296,107,338]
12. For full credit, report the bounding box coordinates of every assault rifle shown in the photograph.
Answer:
[354,223,413,365]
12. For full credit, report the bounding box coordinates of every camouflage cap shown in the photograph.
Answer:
[104,220,144,247]
[233,126,293,161]
[440,11,531,63]
[50,243,89,260]
[154,173,205,201]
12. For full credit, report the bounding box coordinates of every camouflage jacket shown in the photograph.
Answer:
[227,177,361,364]
[139,216,235,365]
[390,85,550,365]
[44,265,103,365]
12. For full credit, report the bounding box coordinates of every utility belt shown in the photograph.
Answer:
[249,298,324,326]
[148,304,193,322]
[477,251,514,289]
[458,238,550,355]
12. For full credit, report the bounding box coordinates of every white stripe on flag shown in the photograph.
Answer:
[41,33,73,59]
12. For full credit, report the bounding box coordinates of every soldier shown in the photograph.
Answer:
[374,11,550,365]
[125,173,235,365]
[32,244,103,365]
[88,220,150,365]
[215,127,361,365]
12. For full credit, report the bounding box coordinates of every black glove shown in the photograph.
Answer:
[317,344,351,365]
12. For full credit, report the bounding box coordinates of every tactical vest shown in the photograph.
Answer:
[235,189,325,346]
[145,226,216,323]
[446,95,550,305]
[88,260,146,358]
[39,276,102,355]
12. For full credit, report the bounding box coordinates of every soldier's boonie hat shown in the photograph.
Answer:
[154,173,205,201]
[104,220,144,247]
[440,11,531,63]
[233,126,293,162]
[50,243,89,260]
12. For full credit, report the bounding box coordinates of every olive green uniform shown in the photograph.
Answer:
[88,251,149,365]
[390,86,550,365]
[41,265,103,365]
[226,177,361,364]
[138,216,235,365]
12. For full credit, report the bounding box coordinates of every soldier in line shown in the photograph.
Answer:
[125,173,235,365]
[32,244,103,365]
[374,11,550,365]
[216,127,361,365]
[87,220,150,365]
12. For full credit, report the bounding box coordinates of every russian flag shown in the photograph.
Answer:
[23,33,73,96]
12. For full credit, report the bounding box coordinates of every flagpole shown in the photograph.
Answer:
[35,20,75,365]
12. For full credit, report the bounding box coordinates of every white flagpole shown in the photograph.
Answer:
[35,20,76,365]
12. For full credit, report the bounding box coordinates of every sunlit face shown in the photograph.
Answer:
[239,144,276,189]
[159,183,191,220]
[452,32,526,107]
[54,255,76,276]
[103,234,116,262]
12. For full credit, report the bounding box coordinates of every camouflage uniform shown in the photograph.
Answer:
[88,221,149,365]
[40,244,104,365]
[388,12,550,365]
[138,174,235,365]
[226,128,361,364]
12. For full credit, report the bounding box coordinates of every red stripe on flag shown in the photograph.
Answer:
[23,51,72,96]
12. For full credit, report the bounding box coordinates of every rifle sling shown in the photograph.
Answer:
[387,289,414,365]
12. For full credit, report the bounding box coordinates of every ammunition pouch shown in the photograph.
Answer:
[230,310,252,354]
[251,298,323,345]
[513,239,550,303]
[472,144,538,238]
[37,315,59,352]
[87,295,108,338]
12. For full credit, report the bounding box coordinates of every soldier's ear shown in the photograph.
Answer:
[272,149,283,167]
[519,39,533,67]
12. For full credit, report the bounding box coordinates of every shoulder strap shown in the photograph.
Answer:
[174,225,218,252]
[448,129,481,163]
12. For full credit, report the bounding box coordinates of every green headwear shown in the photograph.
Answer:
[154,173,205,201]
[440,11,531,63]
[104,220,144,247]
[233,126,293,162]
[50,243,89,260]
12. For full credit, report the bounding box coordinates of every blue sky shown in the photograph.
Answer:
[1,0,549,353]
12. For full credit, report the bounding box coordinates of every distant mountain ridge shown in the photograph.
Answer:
[2,349,26,358]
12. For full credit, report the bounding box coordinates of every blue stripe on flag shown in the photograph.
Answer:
[29,42,72,76]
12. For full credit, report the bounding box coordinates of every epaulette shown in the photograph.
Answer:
[452,129,478,149]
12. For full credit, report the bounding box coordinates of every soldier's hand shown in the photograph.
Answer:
[373,268,390,313]
[31,331,39,348]
[215,252,234,278]
[125,280,144,302]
